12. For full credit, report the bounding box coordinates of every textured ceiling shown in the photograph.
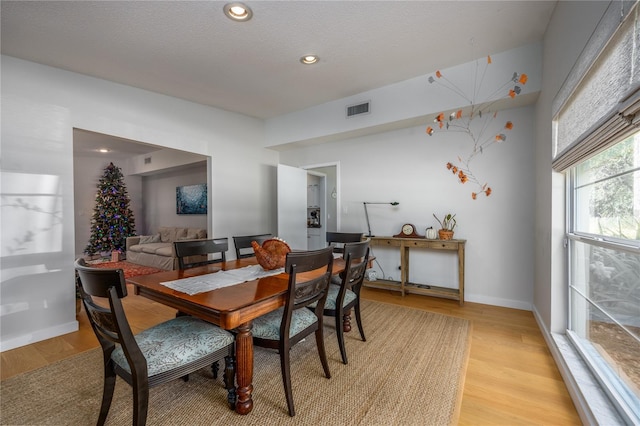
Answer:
[1,1,556,121]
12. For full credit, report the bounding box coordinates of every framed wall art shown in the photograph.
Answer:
[176,183,207,215]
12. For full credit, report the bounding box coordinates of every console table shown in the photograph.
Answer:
[364,236,466,305]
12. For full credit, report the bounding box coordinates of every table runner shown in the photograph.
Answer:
[160,264,284,295]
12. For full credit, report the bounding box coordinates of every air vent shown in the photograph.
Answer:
[346,101,371,118]
[144,156,152,164]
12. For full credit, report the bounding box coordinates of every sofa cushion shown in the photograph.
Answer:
[139,242,171,255]
[128,244,144,253]
[175,228,187,240]
[155,245,175,257]
[159,227,176,243]
[187,228,207,239]
[139,234,161,244]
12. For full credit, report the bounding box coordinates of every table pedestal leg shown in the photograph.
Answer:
[343,309,352,332]
[235,321,254,415]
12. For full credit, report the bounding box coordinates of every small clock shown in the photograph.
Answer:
[393,223,421,238]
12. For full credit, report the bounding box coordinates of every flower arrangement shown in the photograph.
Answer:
[433,213,457,231]
[425,55,528,199]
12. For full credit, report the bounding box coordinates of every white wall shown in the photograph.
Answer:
[534,1,611,333]
[141,165,208,235]
[1,56,278,351]
[281,103,536,310]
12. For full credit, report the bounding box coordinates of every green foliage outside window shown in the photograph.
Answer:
[576,135,639,240]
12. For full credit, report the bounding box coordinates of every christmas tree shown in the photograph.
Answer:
[84,162,136,255]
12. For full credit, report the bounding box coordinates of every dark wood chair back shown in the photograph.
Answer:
[284,247,334,317]
[174,238,228,269]
[323,239,370,364]
[74,258,236,425]
[233,234,273,259]
[251,246,334,416]
[326,231,363,253]
[341,239,370,295]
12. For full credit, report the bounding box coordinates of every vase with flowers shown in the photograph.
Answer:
[433,213,457,240]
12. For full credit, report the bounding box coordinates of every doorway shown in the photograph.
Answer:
[72,129,210,258]
[304,162,339,235]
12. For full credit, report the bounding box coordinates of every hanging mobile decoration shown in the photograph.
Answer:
[426,54,528,199]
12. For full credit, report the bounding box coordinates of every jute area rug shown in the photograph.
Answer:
[0,300,471,426]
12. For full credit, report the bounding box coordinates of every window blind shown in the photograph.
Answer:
[552,2,639,172]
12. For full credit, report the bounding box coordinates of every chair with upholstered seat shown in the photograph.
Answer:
[325,231,363,254]
[312,239,370,365]
[251,247,334,417]
[174,238,228,269]
[325,232,363,286]
[232,234,273,259]
[74,258,236,426]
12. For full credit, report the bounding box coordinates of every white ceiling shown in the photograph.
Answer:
[1,0,556,154]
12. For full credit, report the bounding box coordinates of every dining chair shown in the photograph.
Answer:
[232,233,273,259]
[74,258,236,426]
[325,232,363,285]
[311,239,370,365]
[325,231,363,254]
[251,247,334,417]
[174,238,228,269]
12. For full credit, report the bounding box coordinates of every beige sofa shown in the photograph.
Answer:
[126,226,207,270]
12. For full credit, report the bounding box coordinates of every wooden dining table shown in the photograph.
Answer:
[127,256,350,415]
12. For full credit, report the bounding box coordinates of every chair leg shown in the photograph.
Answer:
[132,374,150,426]
[97,362,117,426]
[315,325,332,379]
[354,301,366,341]
[223,355,236,410]
[212,361,219,379]
[279,344,295,417]
[335,311,348,364]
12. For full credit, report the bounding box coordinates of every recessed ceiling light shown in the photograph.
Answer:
[224,3,253,21]
[300,55,319,65]
[98,148,110,153]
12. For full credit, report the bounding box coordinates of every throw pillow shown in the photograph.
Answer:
[139,234,160,244]
[159,227,174,243]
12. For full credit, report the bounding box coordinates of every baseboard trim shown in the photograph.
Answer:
[0,320,79,352]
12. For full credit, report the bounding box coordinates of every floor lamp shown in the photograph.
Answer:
[363,202,399,237]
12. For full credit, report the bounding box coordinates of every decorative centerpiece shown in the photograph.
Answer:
[433,213,457,240]
[252,238,291,270]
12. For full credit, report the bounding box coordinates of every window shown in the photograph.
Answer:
[553,2,640,422]
[567,133,640,422]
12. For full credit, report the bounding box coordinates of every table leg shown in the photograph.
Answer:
[234,321,254,415]
[343,309,352,332]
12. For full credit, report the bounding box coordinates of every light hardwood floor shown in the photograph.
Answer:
[1,286,581,425]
